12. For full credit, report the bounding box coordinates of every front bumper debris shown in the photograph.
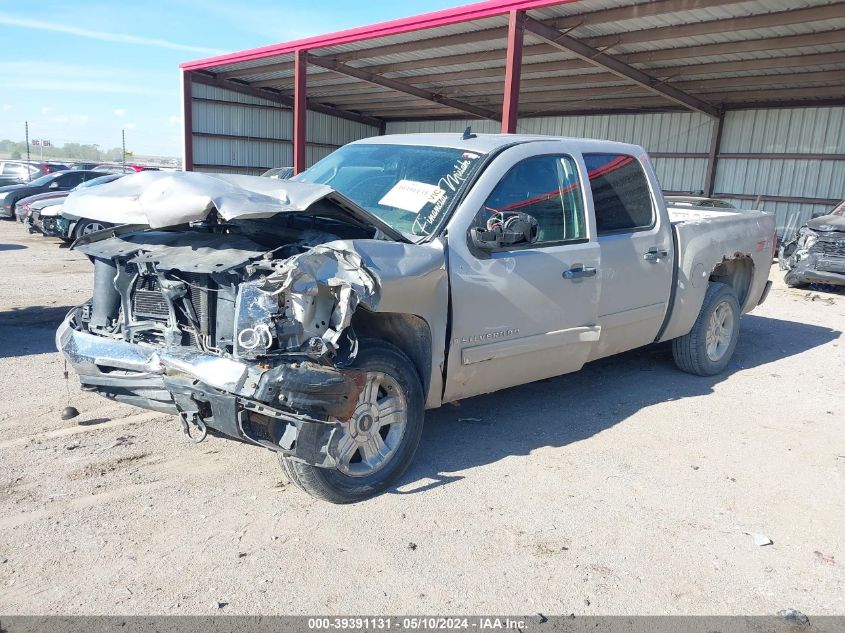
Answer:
[57,309,366,467]
[781,227,845,288]
[785,264,845,287]
[783,251,845,287]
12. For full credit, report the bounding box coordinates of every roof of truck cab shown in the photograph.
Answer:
[352,132,647,155]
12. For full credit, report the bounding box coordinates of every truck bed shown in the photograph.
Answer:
[658,206,776,342]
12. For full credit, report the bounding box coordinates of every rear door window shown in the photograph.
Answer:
[584,153,654,234]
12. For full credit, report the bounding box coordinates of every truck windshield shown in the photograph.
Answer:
[293,143,485,239]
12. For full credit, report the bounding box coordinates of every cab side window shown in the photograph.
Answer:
[475,154,586,244]
[583,153,654,234]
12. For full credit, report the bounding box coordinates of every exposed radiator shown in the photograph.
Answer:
[132,276,168,319]
[131,274,214,344]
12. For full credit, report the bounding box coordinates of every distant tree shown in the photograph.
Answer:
[0,138,132,162]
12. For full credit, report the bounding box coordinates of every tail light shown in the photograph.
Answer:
[42,164,53,174]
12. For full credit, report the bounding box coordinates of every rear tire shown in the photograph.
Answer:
[672,282,741,376]
[279,339,424,503]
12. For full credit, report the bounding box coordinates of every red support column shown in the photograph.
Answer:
[181,70,193,171]
[293,49,307,174]
[501,10,525,134]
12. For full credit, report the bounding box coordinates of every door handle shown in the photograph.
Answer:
[643,247,669,262]
[563,265,597,280]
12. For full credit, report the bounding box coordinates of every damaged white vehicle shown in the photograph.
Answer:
[780,201,845,288]
[58,134,775,503]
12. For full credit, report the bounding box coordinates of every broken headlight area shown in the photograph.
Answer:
[236,245,379,364]
[75,229,379,362]
[62,225,382,463]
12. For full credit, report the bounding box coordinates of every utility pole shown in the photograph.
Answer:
[25,121,31,181]
[122,129,126,169]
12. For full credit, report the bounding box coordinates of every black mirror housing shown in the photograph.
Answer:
[469,211,540,250]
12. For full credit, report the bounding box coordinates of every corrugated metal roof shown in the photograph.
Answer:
[317,15,510,56]
[185,0,845,121]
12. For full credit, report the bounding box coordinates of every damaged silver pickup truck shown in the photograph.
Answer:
[58,134,775,503]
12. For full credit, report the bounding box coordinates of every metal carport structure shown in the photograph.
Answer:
[180,0,845,233]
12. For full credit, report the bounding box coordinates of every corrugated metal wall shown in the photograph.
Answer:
[715,107,845,235]
[387,107,845,236]
[190,82,379,175]
[189,92,843,236]
[386,112,714,194]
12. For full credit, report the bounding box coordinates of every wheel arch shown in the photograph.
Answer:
[351,309,432,399]
[709,255,754,308]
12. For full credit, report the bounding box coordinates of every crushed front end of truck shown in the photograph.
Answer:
[57,172,395,468]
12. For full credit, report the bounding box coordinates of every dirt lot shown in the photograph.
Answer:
[0,220,843,616]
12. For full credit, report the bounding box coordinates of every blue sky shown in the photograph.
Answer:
[0,0,458,157]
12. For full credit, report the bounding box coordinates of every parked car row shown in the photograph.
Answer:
[2,171,122,240]
[0,160,72,186]
[0,159,160,187]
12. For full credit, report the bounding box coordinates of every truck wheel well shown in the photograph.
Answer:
[350,310,432,395]
[710,256,754,306]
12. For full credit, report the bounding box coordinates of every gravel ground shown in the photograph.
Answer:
[0,220,843,616]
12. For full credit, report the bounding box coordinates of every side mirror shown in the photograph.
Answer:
[470,211,539,251]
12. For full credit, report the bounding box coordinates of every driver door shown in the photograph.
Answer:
[443,146,601,402]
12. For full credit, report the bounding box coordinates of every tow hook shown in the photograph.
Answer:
[179,411,208,443]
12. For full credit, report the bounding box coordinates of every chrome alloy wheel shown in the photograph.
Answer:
[334,371,408,477]
[705,300,735,362]
[81,221,107,235]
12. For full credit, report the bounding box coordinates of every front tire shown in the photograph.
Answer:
[74,218,112,239]
[672,282,741,376]
[280,339,424,503]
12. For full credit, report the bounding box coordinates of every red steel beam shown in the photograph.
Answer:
[182,70,194,171]
[181,0,573,71]
[293,49,307,175]
[501,10,525,133]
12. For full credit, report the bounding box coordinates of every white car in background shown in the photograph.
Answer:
[27,175,123,240]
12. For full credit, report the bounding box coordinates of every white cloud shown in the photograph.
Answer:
[0,62,174,96]
[168,115,181,126]
[124,123,137,130]
[114,108,126,118]
[40,106,51,115]
[0,12,225,55]
[2,104,11,112]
